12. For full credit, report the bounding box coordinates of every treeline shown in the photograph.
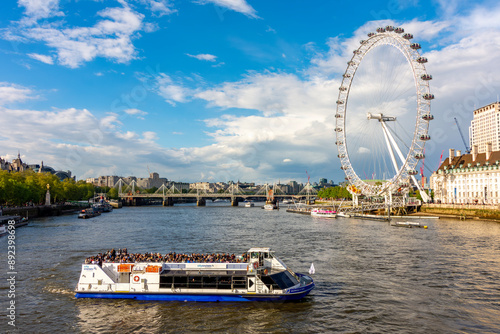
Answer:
[317,186,352,200]
[0,170,95,206]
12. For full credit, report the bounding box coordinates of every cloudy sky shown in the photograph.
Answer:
[1,0,500,184]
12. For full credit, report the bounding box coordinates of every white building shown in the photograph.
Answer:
[469,101,500,153]
[430,145,500,204]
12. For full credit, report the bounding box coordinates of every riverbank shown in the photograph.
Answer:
[420,204,500,221]
[2,203,88,219]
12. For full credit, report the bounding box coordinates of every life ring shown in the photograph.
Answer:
[253,262,258,269]
[133,275,140,282]
[264,269,268,275]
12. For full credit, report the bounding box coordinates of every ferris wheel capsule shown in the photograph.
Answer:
[420,134,431,141]
[403,33,413,39]
[408,170,419,175]
[336,100,344,104]
[422,114,434,121]
[335,114,342,118]
[410,43,421,50]
[385,25,395,31]
[368,32,375,37]
[415,153,425,159]
[360,40,366,44]
[421,74,432,80]
[339,86,347,91]
[417,57,428,63]
[423,93,435,100]
[394,27,404,33]
[376,27,386,33]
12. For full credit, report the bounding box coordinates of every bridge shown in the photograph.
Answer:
[116,180,318,206]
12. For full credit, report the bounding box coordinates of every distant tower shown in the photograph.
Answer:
[39,161,44,173]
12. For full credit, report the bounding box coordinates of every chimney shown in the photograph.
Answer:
[472,145,478,162]
[486,142,492,160]
[456,150,461,156]
[449,148,454,164]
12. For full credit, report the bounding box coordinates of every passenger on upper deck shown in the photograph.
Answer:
[84,250,249,265]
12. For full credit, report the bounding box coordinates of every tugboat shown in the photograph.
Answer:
[75,248,315,302]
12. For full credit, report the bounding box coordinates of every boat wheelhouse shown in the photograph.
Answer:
[75,248,314,302]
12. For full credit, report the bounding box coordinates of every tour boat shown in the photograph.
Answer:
[310,208,337,218]
[75,248,315,302]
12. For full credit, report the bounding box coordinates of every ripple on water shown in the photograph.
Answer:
[2,207,500,333]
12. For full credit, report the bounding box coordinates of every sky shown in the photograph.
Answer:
[1,0,500,184]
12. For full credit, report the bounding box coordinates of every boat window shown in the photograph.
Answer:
[269,271,299,289]
[175,276,188,288]
[218,276,232,289]
[260,275,280,290]
[251,252,259,259]
[188,276,202,288]
[203,276,217,289]
[232,276,246,289]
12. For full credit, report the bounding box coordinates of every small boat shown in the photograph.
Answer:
[263,203,278,210]
[311,208,337,218]
[244,201,254,207]
[0,216,29,236]
[78,208,101,219]
[75,247,315,302]
[391,221,428,228]
[282,199,293,205]
[337,212,350,218]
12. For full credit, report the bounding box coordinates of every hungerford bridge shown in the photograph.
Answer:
[115,180,317,206]
[114,179,421,213]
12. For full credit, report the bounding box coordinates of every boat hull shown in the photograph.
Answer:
[75,283,314,302]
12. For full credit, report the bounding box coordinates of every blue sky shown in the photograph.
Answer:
[1,0,500,184]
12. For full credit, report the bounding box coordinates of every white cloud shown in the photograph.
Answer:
[139,0,177,17]
[124,108,148,116]
[18,0,64,23]
[283,158,292,163]
[357,147,370,154]
[27,53,54,64]
[0,82,36,105]
[4,3,174,68]
[194,0,258,18]
[155,74,193,105]
[142,131,158,141]
[186,53,217,62]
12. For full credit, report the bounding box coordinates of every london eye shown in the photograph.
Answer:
[334,26,434,203]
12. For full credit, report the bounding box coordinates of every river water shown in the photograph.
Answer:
[1,203,500,333]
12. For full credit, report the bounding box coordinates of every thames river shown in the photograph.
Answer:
[1,203,500,333]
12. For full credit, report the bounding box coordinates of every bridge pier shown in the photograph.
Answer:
[162,197,173,206]
[231,198,239,207]
[197,198,206,206]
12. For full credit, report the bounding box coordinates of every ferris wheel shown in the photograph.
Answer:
[334,26,434,202]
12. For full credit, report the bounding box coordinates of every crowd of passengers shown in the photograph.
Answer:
[85,248,250,265]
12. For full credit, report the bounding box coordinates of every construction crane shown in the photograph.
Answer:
[454,117,471,154]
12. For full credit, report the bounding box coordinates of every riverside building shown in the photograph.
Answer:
[430,145,500,204]
[469,101,500,153]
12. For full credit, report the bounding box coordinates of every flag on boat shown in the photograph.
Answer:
[309,263,315,275]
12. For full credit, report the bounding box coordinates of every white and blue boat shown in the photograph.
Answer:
[75,247,314,302]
